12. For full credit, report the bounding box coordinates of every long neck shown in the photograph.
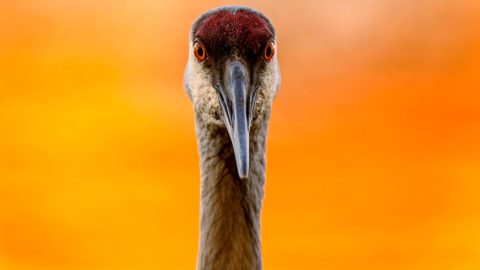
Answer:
[195,113,269,270]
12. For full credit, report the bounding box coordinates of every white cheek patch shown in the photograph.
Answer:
[259,63,278,103]
[186,55,223,125]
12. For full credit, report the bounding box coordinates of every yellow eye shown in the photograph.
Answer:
[194,41,207,61]
[263,41,275,61]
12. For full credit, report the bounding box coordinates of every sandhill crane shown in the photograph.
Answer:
[184,6,280,269]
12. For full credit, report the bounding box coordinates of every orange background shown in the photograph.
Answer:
[1,1,480,269]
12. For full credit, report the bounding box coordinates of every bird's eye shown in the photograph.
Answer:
[263,41,275,61]
[194,42,207,61]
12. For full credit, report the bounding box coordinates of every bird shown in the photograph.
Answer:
[183,6,280,270]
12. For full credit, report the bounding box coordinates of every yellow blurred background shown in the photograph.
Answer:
[1,0,480,269]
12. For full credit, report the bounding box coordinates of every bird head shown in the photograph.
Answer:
[184,6,280,179]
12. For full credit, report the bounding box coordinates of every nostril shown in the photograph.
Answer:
[247,86,259,126]
[213,84,232,125]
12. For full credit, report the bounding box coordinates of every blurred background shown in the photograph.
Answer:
[1,0,480,269]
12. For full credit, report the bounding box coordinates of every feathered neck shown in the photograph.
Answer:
[194,110,269,270]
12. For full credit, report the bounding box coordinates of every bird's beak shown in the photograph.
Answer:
[216,62,251,179]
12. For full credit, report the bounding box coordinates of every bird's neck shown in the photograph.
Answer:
[195,114,269,270]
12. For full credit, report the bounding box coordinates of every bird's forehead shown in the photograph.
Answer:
[192,9,274,58]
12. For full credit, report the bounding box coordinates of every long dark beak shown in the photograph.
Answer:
[216,62,251,179]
